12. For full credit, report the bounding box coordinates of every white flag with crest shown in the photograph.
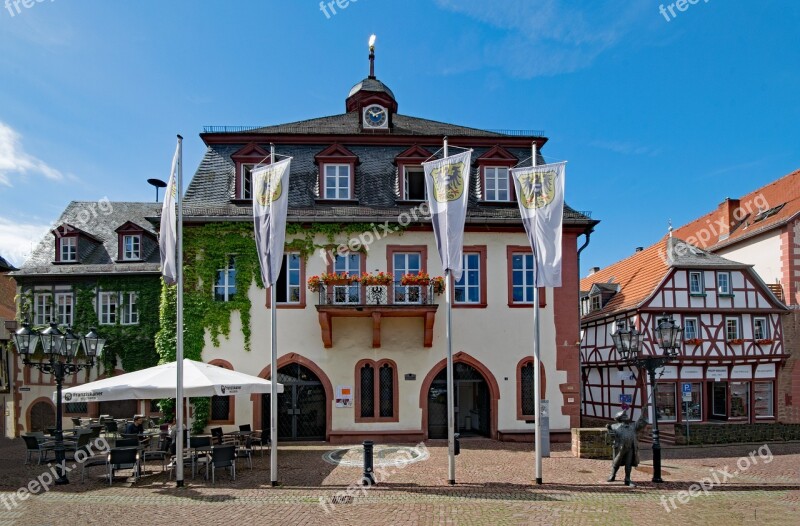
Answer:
[252,158,292,286]
[511,161,566,287]
[159,140,179,286]
[423,150,472,280]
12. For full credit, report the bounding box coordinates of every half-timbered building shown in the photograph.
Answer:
[673,168,800,423]
[580,236,787,437]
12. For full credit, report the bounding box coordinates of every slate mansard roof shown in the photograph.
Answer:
[14,201,163,277]
[185,118,595,228]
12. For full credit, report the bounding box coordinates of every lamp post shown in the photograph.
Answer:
[12,321,105,485]
[612,313,682,483]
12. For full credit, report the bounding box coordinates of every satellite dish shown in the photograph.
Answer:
[147,178,168,202]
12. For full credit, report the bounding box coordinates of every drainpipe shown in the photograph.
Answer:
[576,228,593,428]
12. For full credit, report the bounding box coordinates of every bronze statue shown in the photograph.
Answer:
[606,410,648,487]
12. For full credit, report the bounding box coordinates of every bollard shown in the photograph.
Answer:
[362,440,375,485]
[454,433,460,456]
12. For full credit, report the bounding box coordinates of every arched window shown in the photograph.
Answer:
[517,359,546,421]
[356,359,398,422]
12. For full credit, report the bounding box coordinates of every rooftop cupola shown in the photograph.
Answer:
[346,35,397,127]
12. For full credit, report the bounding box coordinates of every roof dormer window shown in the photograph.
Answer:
[231,143,271,201]
[123,234,141,261]
[115,221,155,263]
[52,224,100,264]
[395,145,432,202]
[60,236,77,262]
[315,144,358,201]
[476,145,518,203]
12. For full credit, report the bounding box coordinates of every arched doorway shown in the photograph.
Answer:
[428,363,491,439]
[29,400,55,432]
[263,363,327,441]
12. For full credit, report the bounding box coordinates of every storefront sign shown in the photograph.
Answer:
[706,366,728,380]
[754,363,776,379]
[657,365,678,379]
[731,365,753,379]
[680,366,703,379]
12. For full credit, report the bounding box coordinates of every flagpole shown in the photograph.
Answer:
[175,134,185,487]
[443,137,456,485]
[269,143,279,487]
[532,141,543,485]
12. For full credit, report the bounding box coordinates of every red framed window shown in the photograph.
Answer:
[355,359,399,423]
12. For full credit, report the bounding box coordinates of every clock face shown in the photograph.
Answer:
[364,105,387,128]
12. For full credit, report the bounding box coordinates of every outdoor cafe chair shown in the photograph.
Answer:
[104,421,119,439]
[198,444,236,484]
[115,438,139,448]
[235,435,253,470]
[210,427,236,446]
[143,435,172,473]
[22,434,55,465]
[107,447,140,485]
[239,424,265,456]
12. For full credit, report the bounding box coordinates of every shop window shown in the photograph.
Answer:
[656,383,677,422]
[730,381,750,419]
[754,381,774,418]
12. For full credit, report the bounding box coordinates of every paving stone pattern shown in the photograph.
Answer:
[0,438,798,525]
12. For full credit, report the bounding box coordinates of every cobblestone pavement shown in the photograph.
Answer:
[0,438,798,525]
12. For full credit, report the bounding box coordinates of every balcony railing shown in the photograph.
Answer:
[317,284,437,307]
[314,284,439,349]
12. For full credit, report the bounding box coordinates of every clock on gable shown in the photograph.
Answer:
[363,104,388,129]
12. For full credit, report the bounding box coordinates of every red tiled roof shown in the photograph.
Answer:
[580,237,671,321]
[673,168,800,250]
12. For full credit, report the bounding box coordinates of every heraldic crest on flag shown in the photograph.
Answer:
[252,157,292,287]
[254,165,283,206]
[511,161,566,288]
[423,150,472,280]
[517,168,557,210]
[430,160,466,203]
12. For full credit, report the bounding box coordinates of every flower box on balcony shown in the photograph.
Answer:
[684,338,703,345]
[360,272,394,287]
[307,272,360,292]
[401,272,431,287]
[728,338,745,345]
[755,339,774,345]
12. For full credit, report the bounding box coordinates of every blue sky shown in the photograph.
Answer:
[1,0,799,273]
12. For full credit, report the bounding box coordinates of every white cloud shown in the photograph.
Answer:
[0,217,49,268]
[0,122,64,186]
[434,0,648,77]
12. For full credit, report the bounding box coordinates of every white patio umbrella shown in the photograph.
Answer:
[58,359,283,403]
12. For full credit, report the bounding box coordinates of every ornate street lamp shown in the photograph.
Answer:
[12,320,104,485]
[612,314,682,483]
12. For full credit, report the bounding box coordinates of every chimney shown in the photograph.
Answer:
[635,247,643,252]
[718,197,740,238]
[588,266,600,276]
